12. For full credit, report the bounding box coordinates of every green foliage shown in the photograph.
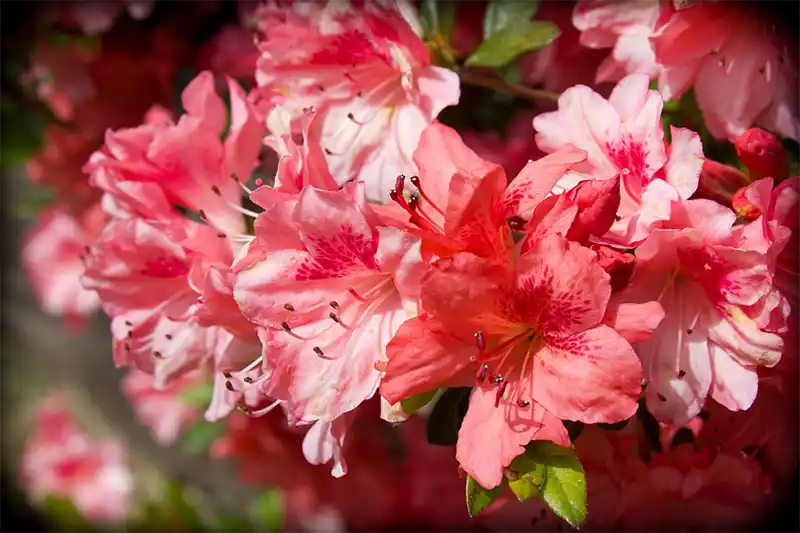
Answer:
[42,494,94,531]
[420,0,457,42]
[426,387,471,445]
[483,0,541,39]
[180,419,224,455]
[0,95,48,167]
[465,21,560,68]
[401,389,438,415]
[249,489,285,532]
[180,380,215,408]
[506,441,587,529]
[466,475,507,517]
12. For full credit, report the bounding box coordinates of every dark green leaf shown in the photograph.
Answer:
[164,479,204,531]
[401,389,438,415]
[250,489,285,532]
[421,0,457,41]
[525,441,587,528]
[466,475,506,517]
[466,21,560,68]
[483,0,540,39]
[181,420,224,455]
[426,387,471,446]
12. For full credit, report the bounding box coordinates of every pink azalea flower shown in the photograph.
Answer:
[81,216,232,388]
[377,122,588,261]
[253,0,460,200]
[121,368,201,445]
[651,2,799,140]
[533,73,705,246]
[233,184,426,475]
[21,395,134,523]
[573,0,663,83]
[735,127,791,181]
[86,71,264,235]
[21,205,103,326]
[619,197,790,425]
[380,234,661,489]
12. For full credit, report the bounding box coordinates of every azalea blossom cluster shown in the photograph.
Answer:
[17,0,798,530]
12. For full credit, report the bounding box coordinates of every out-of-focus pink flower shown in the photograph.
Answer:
[534,74,704,247]
[253,0,460,200]
[20,395,134,523]
[575,426,771,532]
[233,184,425,476]
[46,0,154,36]
[461,110,544,179]
[21,204,103,327]
[381,234,660,490]
[735,127,791,181]
[198,25,260,81]
[573,0,663,83]
[619,198,790,425]
[651,2,799,140]
[121,368,201,445]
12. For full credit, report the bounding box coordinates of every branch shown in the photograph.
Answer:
[459,69,560,104]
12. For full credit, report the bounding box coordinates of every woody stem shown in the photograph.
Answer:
[458,69,560,103]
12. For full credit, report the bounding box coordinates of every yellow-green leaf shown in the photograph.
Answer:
[528,441,587,529]
[466,475,506,518]
[508,453,547,501]
[401,389,438,415]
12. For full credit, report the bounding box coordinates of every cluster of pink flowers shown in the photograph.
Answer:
[18,0,798,530]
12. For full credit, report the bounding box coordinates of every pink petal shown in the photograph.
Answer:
[709,343,759,412]
[533,325,642,424]
[181,70,227,135]
[380,316,477,404]
[664,126,703,200]
[602,300,665,343]
[456,386,567,490]
[516,233,611,335]
[502,145,588,219]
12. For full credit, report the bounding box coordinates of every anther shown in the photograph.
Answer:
[281,321,292,332]
[211,185,221,196]
[223,371,233,378]
[686,328,693,334]
[225,380,236,392]
[217,232,226,238]
[615,214,622,221]
[230,172,240,182]
[395,175,406,195]
[329,300,339,309]
[125,320,133,326]
[284,303,295,311]
[153,350,163,359]
[474,331,486,353]
[495,381,508,407]
[476,364,488,382]
[313,346,325,356]
[517,399,530,408]
[243,376,254,384]
[491,374,504,384]
[324,148,333,155]
[165,334,172,340]
[329,312,340,323]
[198,209,207,220]
[677,370,686,379]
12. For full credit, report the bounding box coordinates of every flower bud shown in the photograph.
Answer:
[695,159,751,206]
[591,244,635,292]
[565,175,621,243]
[735,128,789,180]
[731,187,762,221]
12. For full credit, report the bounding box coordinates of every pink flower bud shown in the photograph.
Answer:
[591,244,635,292]
[566,175,621,244]
[695,159,751,205]
[731,187,762,221]
[735,128,789,180]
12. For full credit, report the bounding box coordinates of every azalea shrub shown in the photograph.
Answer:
[8,0,799,531]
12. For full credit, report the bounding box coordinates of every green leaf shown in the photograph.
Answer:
[250,489,285,532]
[508,453,547,501]
[401,389,438,415]
[421,0,457,41]
[483,0,540,39]
[466,21,560,68]
[180,420,224,455]
[42,494,93,531]
[164,479,204,531]
[527,441,587,528]
[466,475,506,517]
[426,387,471,446]
[180,380,215,408]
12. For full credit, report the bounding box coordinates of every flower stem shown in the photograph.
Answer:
[459,69,560,103]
